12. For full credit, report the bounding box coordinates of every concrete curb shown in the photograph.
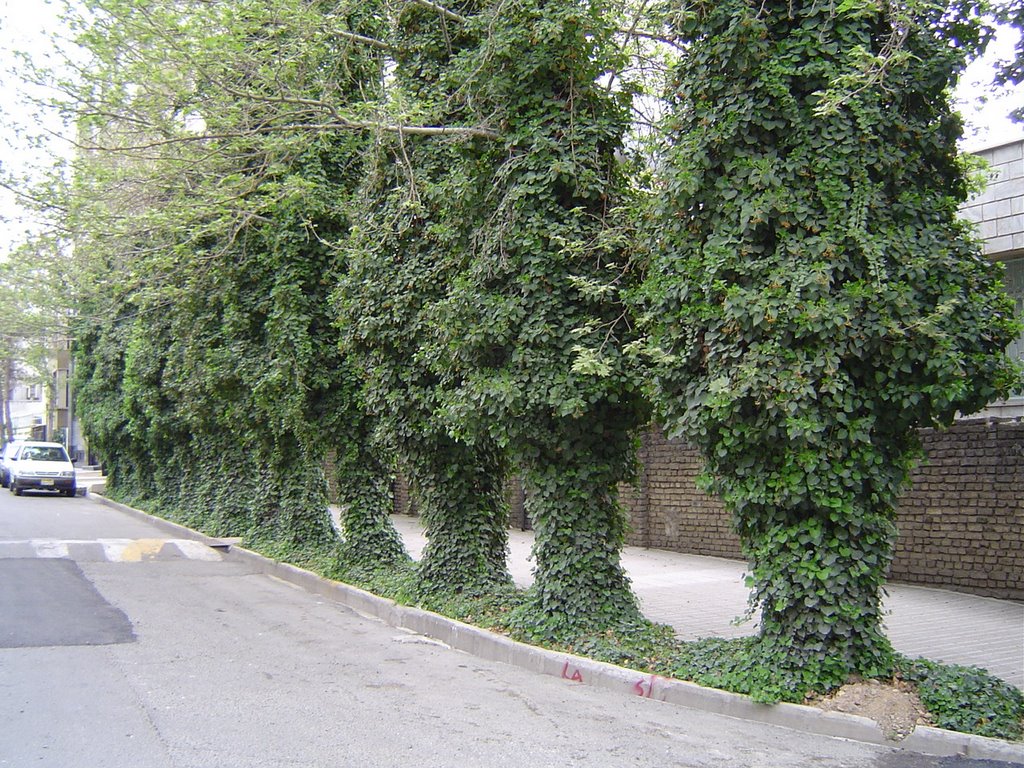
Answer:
[90,492,1024,764]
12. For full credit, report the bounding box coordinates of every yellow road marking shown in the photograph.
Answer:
[117,538,167,562]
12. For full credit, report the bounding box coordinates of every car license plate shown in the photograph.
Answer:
[40,479,54,487]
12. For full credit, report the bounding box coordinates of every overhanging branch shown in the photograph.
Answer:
[331,28,396,53]
[408,0,469,24]
[75,118,501,153]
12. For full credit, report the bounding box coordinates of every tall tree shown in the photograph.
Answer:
[642,0,1021,696]
[62,0,406,557]
[338,0,514,597]
[430,0,651,639]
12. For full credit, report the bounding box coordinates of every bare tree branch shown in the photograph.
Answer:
[615,28,684,49]
[74,118,501,153]
[331,28,396,52]
[408,0,469,25]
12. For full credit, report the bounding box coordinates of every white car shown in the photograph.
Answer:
[0,439,23,488]
[9,441,77,497]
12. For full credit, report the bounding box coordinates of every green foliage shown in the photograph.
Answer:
[55,0,1024,701]
[508,411,645,642]
[332,432,409,570]
[418,583,526,630]
[568,627,1024,739]
[411,440,513,596]
[563,628,859,705]
[338,0,651,630]
[641,0,1023,692]
[335,0,513,598]
[424,0,650,639]
[68,0,404,562]
[898,657,1024,740]
[328,558,423,607]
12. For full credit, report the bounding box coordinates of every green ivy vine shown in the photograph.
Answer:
[642,0,1022,693]
[62,0,1023,701]
[336,0,514,597]
[420,0,652,640]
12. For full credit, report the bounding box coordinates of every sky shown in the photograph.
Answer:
[955,24,1024,152]
[0,0,1022,249]
[0,0,68,250]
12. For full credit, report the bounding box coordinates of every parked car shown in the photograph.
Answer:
[8,441,77,497]
[0,440,24,488]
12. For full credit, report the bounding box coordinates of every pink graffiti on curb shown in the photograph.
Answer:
[633,674,658,698]
[561,661,584,683]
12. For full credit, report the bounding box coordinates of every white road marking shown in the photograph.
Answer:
[33,541,69,558]
[171,539,223,562]
[0,538,224,563]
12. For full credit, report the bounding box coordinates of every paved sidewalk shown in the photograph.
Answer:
[388,514,1024,690]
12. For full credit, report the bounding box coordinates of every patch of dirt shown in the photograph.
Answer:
[812,678,931,741]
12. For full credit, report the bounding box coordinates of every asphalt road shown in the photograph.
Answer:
[0,489,1015,767]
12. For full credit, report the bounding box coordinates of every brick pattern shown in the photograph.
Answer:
[507,477,528,531]
[620,430,742,559]
[892,418,1024,600]
[393,473,415,516]
[618,420,1023,601]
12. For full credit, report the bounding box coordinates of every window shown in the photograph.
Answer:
[1003,257,1024,399]
[20,446,69,462]
[1005,258,1024,365]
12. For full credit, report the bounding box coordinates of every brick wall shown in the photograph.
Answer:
[621,430,741,559]
[384,419,1022,601]
[618,419,1023,601]
[891,418,1023,599]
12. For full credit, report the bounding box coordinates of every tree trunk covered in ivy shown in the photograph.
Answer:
[331,411,408,571]
[643,0,1022,695]
[337,0,512,597]
[410,437,511,595]
[431,0,649,639]
[516,408,641,640]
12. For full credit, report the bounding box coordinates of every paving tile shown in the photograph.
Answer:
[390,514,1024,690]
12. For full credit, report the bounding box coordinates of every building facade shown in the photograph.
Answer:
[960,138,1024,416]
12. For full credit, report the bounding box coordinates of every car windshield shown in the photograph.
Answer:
[20,447,69,462]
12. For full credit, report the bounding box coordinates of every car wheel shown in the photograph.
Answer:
[12,482,22,496]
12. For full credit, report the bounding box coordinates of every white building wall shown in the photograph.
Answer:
[961,139,1024,416]
[8,381,46,438]
[962,140,1024,258]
